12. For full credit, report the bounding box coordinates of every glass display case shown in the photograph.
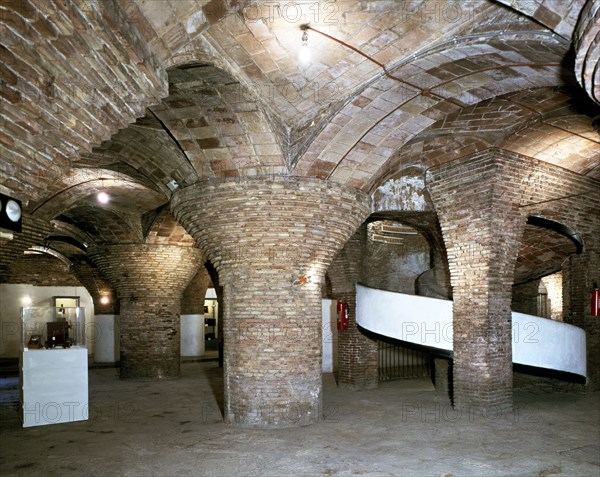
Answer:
[21,307,86,350]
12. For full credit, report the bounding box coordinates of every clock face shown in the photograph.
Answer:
[6,199,21,222]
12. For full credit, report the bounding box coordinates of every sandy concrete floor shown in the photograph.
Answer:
[1,362,598,477]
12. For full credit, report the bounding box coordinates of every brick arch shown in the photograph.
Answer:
[59,205,144,244]
[293,33,569,190]
[515,224,579,285]
[367,86,599,193]
[1,0,167,203]
[367,136,492,195]
[143,206,195,247]
[80,116,198,196]
[148,63,287,178]
[574,0,600,104]
[29,171,166,220]
[494,0,586,40]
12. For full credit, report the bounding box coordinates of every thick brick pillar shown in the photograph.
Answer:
[329,227,378,389]
[172,177,369,427]
[564,247,600,390]
[428,154,527,411]
[434,358,452,397]
[89,244,202,379]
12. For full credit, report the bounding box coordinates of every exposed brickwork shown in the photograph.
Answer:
[0,0,167,201]
[564,252,600,389]
[70,259,119,315]
[429,148,600,405]
[428,152,529,411]
[434,358,451,397]
[573,0,600,104]
[0,215,56,280]
[329,226,378,390]
[514,225,577,284]
[172,177,370,427]
[2,254,80,287]
[512,280,540,317]
[89,244,202,379]
[181,266,211,315]
[541,272,563,321]
[364,221,430,294]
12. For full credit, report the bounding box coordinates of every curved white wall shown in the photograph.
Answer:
[356,284,586,377]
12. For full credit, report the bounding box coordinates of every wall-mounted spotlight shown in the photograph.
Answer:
[100,296,110,305]
[0,192,22,233]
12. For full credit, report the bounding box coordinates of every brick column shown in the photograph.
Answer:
[434,358,452,397]
[427,153,528,411]
[172,177,369,427]
[89,244,202,379]
[329,227,378,389]
[564,247,600,390]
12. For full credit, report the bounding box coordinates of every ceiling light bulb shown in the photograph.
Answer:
[299,29,311,65]
[97,192,110,204]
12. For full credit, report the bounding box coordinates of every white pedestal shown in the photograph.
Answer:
[20,347,88,427]
[94,314,119,363]
[181,314,205,357]
[322,299,338,373]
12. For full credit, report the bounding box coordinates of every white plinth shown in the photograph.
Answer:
[21,347,88,427]
[181,314,205,357]
[94,314,119,363]
[322,299,338,373]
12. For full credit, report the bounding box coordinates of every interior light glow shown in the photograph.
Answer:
[298,27,311,65]
[97,192,110,204]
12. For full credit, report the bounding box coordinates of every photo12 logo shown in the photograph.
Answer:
[239,1,340,25]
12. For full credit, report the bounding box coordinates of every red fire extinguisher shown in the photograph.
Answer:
[592,283,600,317]
[337,301,349,331]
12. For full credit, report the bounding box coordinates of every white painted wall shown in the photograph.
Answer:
[322,299,338,373]
[357,284,587,377]
[0,284,94,358]
[181,314,205,357]
[94,315,119,363]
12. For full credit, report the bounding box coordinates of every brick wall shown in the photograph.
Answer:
[541,272,563,321]
[329,226,378,390]
[89,244,202,379]
[71,260,119,315]
[1,0,166,202]
[2,255,81,287]
[363,221,430,294]
[512,280,540,317]
[181,266,211,315]
[428,148,600,405]
[428,152,530,411]
[172,177,370,427]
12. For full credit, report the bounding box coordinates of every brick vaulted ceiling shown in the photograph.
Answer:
[1,0,599,282]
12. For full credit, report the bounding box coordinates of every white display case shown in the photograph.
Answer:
[20,307,88,427]
[21,306,86,350]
